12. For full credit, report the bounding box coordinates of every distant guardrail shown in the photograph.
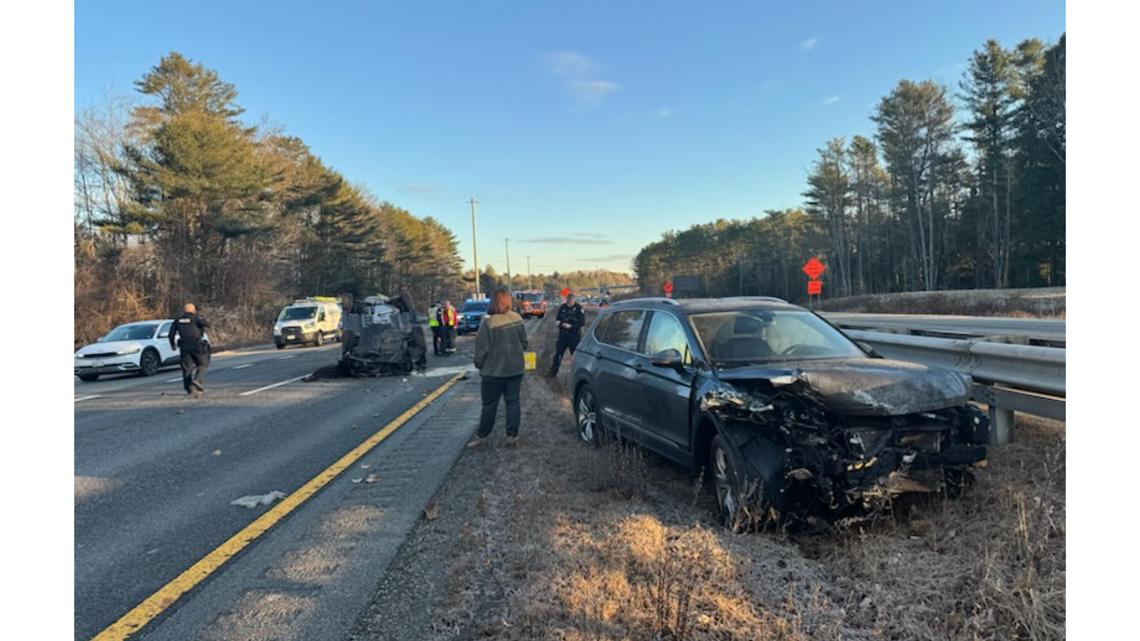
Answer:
[843,329,1065,444]
[822,312,1065,347]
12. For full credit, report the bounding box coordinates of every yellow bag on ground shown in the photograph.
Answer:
[524,351,537,371]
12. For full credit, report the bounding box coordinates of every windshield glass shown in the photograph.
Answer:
[102,323,158,342]
[463,301,489,313]
[520,293,543,302]
[689,309,864,365]
[279,306,317,321]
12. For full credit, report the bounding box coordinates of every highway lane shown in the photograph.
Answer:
[74,334,481,640]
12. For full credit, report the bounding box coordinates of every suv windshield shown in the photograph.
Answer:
[689,309,864,365]
[463,301,489,313]
[102,323,158,342]
[519,293,543,302]
[280,306,317,321]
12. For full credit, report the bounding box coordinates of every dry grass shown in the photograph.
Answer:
[410,313,1065,641]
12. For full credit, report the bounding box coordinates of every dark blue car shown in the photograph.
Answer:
[457,299,489,335]
[570,297,989,528]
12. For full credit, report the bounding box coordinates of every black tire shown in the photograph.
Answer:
[275,342,286,350]
[78,373,100,382]
[314,331,324,347]
[574,385,601,446]
[139,349,160,377]
[710,435,768,531]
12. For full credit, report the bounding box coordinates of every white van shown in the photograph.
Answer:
[273,298,342,349]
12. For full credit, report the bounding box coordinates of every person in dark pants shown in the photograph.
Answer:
[548,292,585,376]
[169,303,210,396]
[469,287,528,448]
[428,302,442,355]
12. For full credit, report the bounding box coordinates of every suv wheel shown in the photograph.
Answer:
[140,349,160,377]
[314,331,324,347]
[710,435,768,531]
[78,373,100,382]
[575,385,601,446]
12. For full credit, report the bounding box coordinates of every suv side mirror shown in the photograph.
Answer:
[650,348,686,373]
[856,341,884,359]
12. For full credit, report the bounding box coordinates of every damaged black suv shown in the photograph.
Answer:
[570,297,989,528]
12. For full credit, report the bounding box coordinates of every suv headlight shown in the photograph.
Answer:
[273,326,281,335]
[116,346,141,355]
[304,322,316,329]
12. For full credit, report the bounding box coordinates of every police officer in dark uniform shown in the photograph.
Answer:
[549,292,585,376]
[169,303,211,396]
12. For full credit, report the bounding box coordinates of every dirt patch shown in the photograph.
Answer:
[818,287,1065,318]
[350,315,1065,641]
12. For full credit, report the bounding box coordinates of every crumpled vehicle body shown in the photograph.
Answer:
[339,294,427,376]
[700,358,989,524]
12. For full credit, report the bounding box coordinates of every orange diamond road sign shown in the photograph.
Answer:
[663,281,673,294]
[807,279,822,295]
[802,257,826,280]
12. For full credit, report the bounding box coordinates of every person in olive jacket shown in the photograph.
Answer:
[548,292,585,376]
[469,287,529,448]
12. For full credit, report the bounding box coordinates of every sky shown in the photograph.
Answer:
[75,0,1065,276]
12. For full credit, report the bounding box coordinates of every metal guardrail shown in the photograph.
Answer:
[823,312,1066,347]
[843,329,1065,442]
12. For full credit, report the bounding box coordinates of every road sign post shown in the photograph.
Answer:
[802,257,826,308]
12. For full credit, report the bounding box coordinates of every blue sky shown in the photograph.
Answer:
[76,1,1064,275]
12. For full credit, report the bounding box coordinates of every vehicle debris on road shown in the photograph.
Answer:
[230,491,287,509]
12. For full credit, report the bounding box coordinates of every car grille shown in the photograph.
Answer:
[282,327,304,339]
[82,351,119,358]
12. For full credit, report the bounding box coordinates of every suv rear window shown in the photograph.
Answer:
[602,310,646,351]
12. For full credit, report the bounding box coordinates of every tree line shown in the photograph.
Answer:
[75,52,464,345]
[634,34,1065,300]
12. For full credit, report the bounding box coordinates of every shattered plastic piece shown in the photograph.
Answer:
[230,491,287,509]
[211,449,222,456]
[364,473,380,484]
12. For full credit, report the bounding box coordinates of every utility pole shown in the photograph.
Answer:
[504,238,512,292]
[469,197,480,299]
[526,255,532,290]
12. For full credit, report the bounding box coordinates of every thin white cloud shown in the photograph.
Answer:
[820,95,841,106]
[544,51,621,108]
[649,107,672,119]
[801,36,819,51]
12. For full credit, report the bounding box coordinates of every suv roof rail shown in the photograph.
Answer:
[611,296,679,306]
[730,295,788,304]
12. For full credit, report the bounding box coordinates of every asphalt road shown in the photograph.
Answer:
[74,332,492,641]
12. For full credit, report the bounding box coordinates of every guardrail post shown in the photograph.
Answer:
[988,406,1014,445]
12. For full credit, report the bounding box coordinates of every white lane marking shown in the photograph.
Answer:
[164,377,182,383]
[75,395,102,403]
[278,355,296,360]
[231,363,253,370]
[239,375,307,397]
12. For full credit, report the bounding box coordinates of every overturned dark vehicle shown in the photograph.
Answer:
[338,294,427,376]
[569,297,989,529]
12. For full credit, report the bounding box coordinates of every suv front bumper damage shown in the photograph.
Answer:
[702,378,989,524]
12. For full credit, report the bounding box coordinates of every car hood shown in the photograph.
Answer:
[76,340,145,356]
[462,311,486,317]
[716,357,970,416]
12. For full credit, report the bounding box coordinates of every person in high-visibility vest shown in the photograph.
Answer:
[438,299,458,354]
[428,301,442,355]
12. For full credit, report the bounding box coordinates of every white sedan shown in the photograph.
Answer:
[74,320,208,382]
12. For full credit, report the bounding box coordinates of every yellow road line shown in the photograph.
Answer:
[91,372,467,641]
